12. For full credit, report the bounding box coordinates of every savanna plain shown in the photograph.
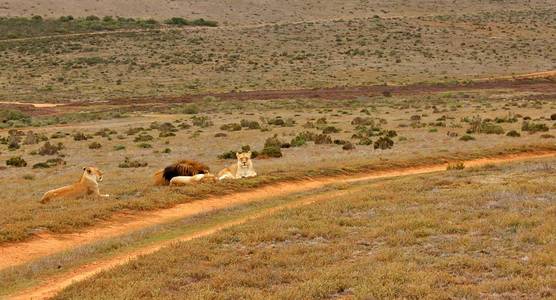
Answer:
[0,0,556,299]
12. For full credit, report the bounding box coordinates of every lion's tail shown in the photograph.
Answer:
[40,191,52,204]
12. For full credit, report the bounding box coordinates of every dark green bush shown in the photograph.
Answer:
[374,137,394,150]
[88,142,102,149]
[118,157,148,168]
[220,123,242,131]
[522,121,549,133]
[6,156,27,167]
[459,134,475,141]
[506,130,521,137]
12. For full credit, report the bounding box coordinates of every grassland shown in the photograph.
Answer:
[0,7,555,102]
[1,89,555,244]
[49,158,556,299]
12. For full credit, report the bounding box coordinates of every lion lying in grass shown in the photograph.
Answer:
[40,167,109,204]
[218,151,257,180]
[153,159,210,186]
[169,173,218,186]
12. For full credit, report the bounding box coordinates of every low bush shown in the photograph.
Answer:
[38,142,63,155]
[314,134,332,144]
[240,120,261,129]
[118,157,148,168]
[220,123,242,131]
[6,156,27,167]
[459,134,475,141]
[342,142,355,151]
[322,126,340,134]
[374,137,394,150]
[506,130,521,137]
[88,142,102,149]
[134,134,153,142]
[447,162,465,170]
[522,121,549,133]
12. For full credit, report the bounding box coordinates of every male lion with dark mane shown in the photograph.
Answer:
[153,159,210,186]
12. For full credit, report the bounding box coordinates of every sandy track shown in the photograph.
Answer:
[5,151,555,299]
[9,189,351,300]
[2,151,554,272]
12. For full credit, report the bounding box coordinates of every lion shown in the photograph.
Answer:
[218,151,257,180]
[169,173,218,186]
[40,167,109,204]
[153,159,210,186]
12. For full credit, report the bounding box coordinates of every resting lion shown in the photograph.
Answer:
[218,151,257,180]
[40,167,109,204]
[169,173,218,186]
[153,159,210,186]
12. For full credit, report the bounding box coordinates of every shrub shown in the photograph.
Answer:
[113,145,126,151]
[6,156,27,167]
[522,121,549,133]
[357,137,373,145]
[23,131,47,145]
[34,158,65,168]
[260,145,282,158]
[125,127,144,135]
[267,118,285,126]
[218,150,236,160]
[73,132,90,141]
[38,142,63,155]
[177,104,199,114]
[334,139,348,145]
[459,134,475,141]
[191,116,213,128]
[351,117,374,126]
[0,109,31,124]
[264,135,283,149]
[506,130,521,137]
[540,134,555,139]
[342,142,355,151]
[159,131,176,138]
[163,148,172,153]
[447,162,465,170]
[137,143,152,148]
[88,142,102,149]
[551,113,556,121]
[291,135,307,147]
[118,157,148,168]
[314,134,332,144]
[374,137,394,150]
[220,123,242,131]
[480,122,504,134]
[134,134,153,142]
[214,133,227,137]
[410,115,421,121]
[322,126,340,134]
[240,119,261,129]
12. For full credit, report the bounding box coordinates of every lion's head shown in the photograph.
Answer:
[236,151,253,168]
[83,166,104,182]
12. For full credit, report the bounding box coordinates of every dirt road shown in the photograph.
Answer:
[3,150,555,300]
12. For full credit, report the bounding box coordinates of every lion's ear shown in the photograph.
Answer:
[247,151,252,157]
[236,152,240,158]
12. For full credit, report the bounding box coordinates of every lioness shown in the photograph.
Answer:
[40,167,109,204]
[169,173,218,186]
[218,151,257,180]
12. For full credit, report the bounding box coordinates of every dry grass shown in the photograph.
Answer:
[53,158,556,299]
[1,6,555,101]
[1,92,555,244]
